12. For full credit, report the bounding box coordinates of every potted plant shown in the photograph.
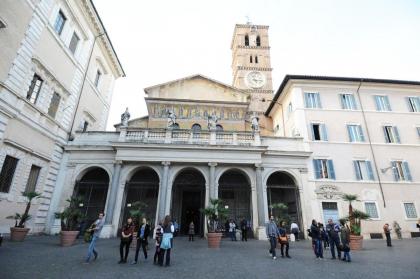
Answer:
[127,201,147,248]
[55,196,84,247]
[202,198,228,248]
[7,191,42,241]
[342,193,370,250]
[269,202,290,224]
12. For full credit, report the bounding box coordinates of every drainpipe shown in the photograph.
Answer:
[355,79,386,207]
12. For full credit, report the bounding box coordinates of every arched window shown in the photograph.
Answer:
[245,35,249,46]
[191,123,201,132]
[256,36,261,46]
[249,56,253,63]
[216,124,223,132]
[255,56,258,63]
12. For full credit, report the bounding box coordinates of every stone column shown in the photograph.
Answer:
[208,162,217,199]
[102,161,122,238]
[255,164,268,239]
[159,161,170,220]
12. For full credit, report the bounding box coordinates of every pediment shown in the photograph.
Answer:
[144,74,250,103]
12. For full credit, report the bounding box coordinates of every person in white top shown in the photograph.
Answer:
[290,222,300,241]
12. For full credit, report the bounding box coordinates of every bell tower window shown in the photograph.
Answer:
[256,35,261,46]
[250,56,253,63]
[245,35,249,46]
[255,56,258,63]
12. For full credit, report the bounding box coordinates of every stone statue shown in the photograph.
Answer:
[207,112,219,130]
[120,107,130,127]
[251,113,259,132]
[167,109,177,128]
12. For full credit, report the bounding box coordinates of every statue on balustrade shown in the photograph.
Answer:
[207,112,219,130]
[121,107,130,127]
[251,113,259,132]
[167,109,177,128]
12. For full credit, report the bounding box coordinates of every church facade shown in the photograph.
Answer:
[47,23,420,239]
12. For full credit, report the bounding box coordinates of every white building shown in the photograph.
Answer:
[0,0,124,234]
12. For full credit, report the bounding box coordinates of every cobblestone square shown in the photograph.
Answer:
[0,236,419,279]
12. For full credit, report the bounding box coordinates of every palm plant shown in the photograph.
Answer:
[342,193,358,230]
[349,209,370,236]
[129,201,148,225]
[269,202,290,225]
[202,198,228,233]
[55,196,84,231]
[7,191,42,228]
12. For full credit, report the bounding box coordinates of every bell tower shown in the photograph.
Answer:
[231,23,273,113]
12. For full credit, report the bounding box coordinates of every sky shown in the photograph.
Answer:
[92,0,420,130]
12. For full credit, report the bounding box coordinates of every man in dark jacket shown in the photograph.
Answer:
[326,218,341,260]
[132,217,151,264]
[310,219,323,259]
[266,216,280,260]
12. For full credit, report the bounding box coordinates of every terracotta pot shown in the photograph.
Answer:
[60,231,79,247]
[349,234,363,250]
[207,232,222,248]
[10,227,30,242]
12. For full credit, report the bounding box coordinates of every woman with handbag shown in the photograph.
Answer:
[119,217,134,264]
[278,221,291,258]
[159,215,174,267]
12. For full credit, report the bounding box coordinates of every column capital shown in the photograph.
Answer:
[255,163,263,170]
[115,160,123,165]
[162,161,171,166]
[208,162,218,167]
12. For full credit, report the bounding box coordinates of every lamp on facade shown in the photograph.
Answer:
[224,205,229,209]
[0,17,6,29]
[78,203,84,207]
[127,203,132,208]
[380,166,396,174]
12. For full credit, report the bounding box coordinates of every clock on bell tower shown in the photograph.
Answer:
[231,23,273,113]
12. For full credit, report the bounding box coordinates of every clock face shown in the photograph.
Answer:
[246,71,266,89]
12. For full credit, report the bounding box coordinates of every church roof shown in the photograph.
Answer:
[144,74,248,95]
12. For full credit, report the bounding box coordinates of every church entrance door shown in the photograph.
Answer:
[171,169,205,237]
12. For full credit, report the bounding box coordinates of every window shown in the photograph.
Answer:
[216,124,223,132]
[249,56,253,63]
[304,92,322,109]
[340,94,357,110]
[0,155,19,193]
[25,165,41,193]
[256,35,261,46]
[255,56,258,63]
[94,70,102,88]
[313,159,336,179]
[354,160,374,180]
[287,102,293,118]
[48,92,61,118]
[68,32,80,54]
[347,125,365,142]
[407,97,420,112]
[364,202,379,219]
[374,95,391,111]
[244,35,249,46]
[391,161,412,182]
[383,126,400,143]
[191,123,201,132]
[26,74,43,104]
[404,203,418,219]
[311,123,328,141]
[54,10,66,35]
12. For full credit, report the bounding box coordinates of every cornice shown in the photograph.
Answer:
[236,66,273,71]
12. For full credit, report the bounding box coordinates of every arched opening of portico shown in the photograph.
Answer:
[171,168,206,237]
[266,171,302,234]
[218,169,252,237]
[73,167,109,231]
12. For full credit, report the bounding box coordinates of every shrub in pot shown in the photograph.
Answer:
[342,193,370,250]
[6,191,42,241]
[202,198,228,248]
[56,196,84,247]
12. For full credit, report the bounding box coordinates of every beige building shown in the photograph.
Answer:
[266,76,420,238]
[0,0,124,234]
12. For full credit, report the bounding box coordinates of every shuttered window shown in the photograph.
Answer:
[48,92,61,118]
[69,32,80,54]
[0,155,19,193]
[25,165,41,193]
[26,74,43,104]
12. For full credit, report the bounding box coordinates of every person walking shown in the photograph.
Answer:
[290,221,299,241]
[188,221,195,241]
[326,218,341,260]
[229,219,237,241]
[266,216,280,260]
[84,212,105,264]
[153,223,163,265]
[393,221,402,240]
[278,221,291,258]
[383,223,392,247]
[340,219,351,262]
[240,218,248,242]
[132,218,150,264]
[119,217,134,264]
[173,219,179,237]
[159,215,174,267]
[319,223,329,250]
[310,219,323,259]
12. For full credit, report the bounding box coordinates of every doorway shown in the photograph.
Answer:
[322,202,339,223]
[171,169,205,236]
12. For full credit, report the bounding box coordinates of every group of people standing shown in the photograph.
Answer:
[83,213,175,267]
[226,218,250,242]
[309,219,351,262]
